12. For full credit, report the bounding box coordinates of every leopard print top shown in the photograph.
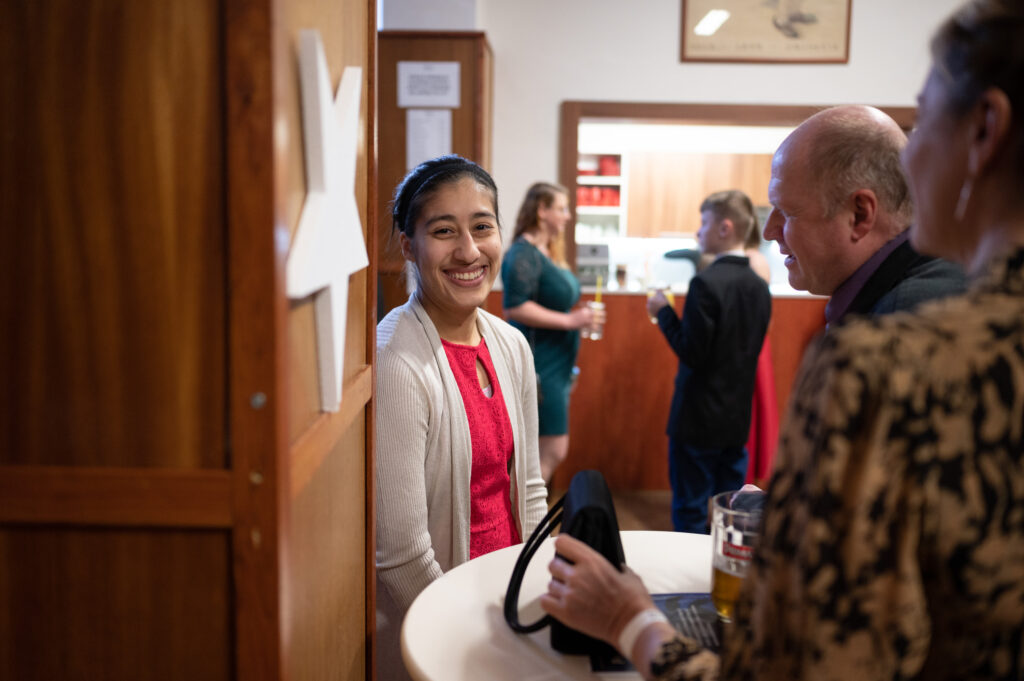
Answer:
[655,248,1024,681]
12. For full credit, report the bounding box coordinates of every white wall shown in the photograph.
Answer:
[381,0,476,30]
[476,0,963,230]
[380,0,964,233]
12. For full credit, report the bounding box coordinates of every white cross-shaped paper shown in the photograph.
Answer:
[287,30,368,412]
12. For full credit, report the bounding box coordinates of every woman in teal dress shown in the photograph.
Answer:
[502,182,602,483]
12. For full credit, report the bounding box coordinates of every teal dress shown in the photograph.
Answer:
[501,238,581,436]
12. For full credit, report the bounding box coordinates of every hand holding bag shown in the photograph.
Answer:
[504,469,625,656]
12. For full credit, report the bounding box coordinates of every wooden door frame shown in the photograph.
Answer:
[224,0,378,677]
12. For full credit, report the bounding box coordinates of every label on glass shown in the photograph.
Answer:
[721,540,752,561]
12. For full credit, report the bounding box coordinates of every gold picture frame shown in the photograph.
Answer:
[681,0,851,64]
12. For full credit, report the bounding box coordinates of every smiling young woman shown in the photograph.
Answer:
[374,155,548,681]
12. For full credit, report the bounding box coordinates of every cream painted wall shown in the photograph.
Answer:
[381,0,476,30]
[475,0,963,234]
[381,0,963,237]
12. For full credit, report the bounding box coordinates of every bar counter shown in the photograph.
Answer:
[484,290,827,491]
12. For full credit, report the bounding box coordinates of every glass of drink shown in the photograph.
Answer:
[646,285,675,324]
[582,300,605,340]
[710,489,763,622]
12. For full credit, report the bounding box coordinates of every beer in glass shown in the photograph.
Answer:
[710,489,762,621]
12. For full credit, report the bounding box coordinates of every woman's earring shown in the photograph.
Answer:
[954,174,974,223]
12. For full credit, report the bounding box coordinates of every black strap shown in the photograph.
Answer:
[504,495,565,633]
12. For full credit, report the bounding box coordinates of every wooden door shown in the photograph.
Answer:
[0,0,377,679]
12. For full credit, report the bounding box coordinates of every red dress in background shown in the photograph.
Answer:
[745,336,779,485]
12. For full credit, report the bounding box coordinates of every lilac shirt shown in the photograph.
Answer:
[824,231,909,325]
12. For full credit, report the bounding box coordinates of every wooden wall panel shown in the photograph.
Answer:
[287,424,367,681]
[0,528,231,681]
[769,296,828,412]
[558,294,681,490]
[276,0,375,679]
[0,0,227,469]
[484,291,828,491]
[625,152,772,238]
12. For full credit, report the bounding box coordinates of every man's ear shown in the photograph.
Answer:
[849,189,878,242]
[399,232,415,262]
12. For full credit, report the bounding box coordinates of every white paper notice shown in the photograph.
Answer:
[406,109,452,171]
[397,61,460,108]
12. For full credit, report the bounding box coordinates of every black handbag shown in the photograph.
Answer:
[504,469,625,656]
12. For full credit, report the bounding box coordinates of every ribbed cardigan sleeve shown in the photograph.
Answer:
[375,320,445,610]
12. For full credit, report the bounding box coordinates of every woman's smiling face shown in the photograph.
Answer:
[401,176,502,325]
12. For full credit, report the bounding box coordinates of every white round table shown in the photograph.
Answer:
[401,530,712,680]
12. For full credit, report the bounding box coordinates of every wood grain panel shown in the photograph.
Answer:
[224,0,284,679]
[557,294,681,490]
[625,152,772,238]
[289,365,372,499]
[275,1,374,679]
[0,528,230,681]
[0,0,226,469]
[768,296,827,412]
[0,466,232,527]
[283,16,375,446]
[362,9,379,676]
[288,300,323,441]
[287,417,367,681]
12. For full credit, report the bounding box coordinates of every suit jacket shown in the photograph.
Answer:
[844,240,966,319]
[657,255,771,448]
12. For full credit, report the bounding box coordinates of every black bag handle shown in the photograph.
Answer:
[504,494,565,632]
[504,469,625,648]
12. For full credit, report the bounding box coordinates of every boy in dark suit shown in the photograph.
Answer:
[647,190,771,533]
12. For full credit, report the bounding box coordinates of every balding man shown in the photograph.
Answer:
[765,105,966,325]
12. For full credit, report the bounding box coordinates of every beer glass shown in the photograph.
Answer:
[710,490,763,622]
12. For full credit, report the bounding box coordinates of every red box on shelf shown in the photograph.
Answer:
[577,186,604,206]
[598,155,620,176]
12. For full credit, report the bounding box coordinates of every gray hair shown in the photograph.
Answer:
[807,111,913,229]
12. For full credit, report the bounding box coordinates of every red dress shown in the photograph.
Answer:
[745,336,780,484]
[441,338,521,559]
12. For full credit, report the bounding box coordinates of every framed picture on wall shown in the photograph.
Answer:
[681,0,852,64]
